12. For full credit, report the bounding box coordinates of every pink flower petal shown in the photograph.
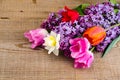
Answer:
[24,32,33,42]
[24,28,48,48]
[74,51,94,68]
[70,43,84,58]
[86,53,94,68]
[69,38,81,45]
[70,43,80,53]
[70,38,91,59]
[79,38,90,52]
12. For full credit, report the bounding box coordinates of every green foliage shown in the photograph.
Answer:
[102,36,120,57]
[114,9,119,14]
[109,0,117,4]
[74,4,90,15]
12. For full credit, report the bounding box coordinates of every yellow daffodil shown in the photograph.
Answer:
[43,31,60,56]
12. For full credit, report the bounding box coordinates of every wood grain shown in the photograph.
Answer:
[0,0,120,80]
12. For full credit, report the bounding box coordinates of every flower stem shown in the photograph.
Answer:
[90,46,95,52]
[105,23,120,31]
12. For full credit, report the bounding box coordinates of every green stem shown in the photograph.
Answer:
[105,23,120,31]
[90,46,95,52]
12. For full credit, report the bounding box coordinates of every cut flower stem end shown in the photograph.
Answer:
[90,46,95,52]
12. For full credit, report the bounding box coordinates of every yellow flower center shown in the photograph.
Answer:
[48,36,56,47]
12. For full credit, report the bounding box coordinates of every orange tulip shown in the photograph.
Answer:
[83,26,106,46]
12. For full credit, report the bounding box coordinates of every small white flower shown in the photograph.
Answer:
[43,31,60,56]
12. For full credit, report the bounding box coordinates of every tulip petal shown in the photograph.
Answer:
[74,51,94,68]
[24,28,48,48]
[69,38,81,45]
[24,32,33,42]
[62,6,79,23]
[79,38,90,51]
[83,26,106,46]
[70,43,80,53]
[70,38,91,59]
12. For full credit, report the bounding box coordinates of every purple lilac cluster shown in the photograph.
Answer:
[84,2,116,28]
[96,26,120,52]
[54,22,76,50]
[84,2,120,52]
[41,13,62,32]
[41,2,120,55]
[41,13,77,57]
[116,10,120,23]
[85,2,114,15]
[53,22,80,57]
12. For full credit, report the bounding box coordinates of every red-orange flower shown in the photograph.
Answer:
[61,6,79,23]
[83,26,106,46]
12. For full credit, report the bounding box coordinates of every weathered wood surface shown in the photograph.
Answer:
[0,0,120,80]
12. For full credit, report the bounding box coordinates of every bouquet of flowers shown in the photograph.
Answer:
[24,0,120,68]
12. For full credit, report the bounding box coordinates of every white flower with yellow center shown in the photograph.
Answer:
[43,31,60,56]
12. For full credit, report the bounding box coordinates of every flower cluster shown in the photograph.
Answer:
[24,0,120,69]
[70,38,94,68]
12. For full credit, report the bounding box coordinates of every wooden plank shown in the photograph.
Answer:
[0,0,120,80]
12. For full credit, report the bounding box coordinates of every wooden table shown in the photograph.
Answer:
[0,0,120,80]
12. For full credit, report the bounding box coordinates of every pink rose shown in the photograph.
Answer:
[24,28,48,48]
[69,38,94,68]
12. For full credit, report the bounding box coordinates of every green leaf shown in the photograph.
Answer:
[73,4,90,15]
[114,9,119,14]
[109,0,118,14]
[81,4,90,10]
[109,0,117,4]
[102,36,120,57]
[74,5,84,15]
